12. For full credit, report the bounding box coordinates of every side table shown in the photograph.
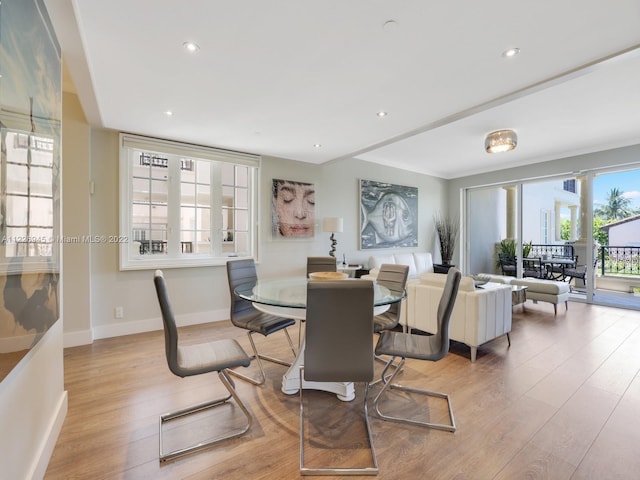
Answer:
[337,264,363,278]
[511,285,527,308]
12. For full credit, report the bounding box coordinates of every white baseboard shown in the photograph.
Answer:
[90,308,228,341]
[29,390,68,480]
[63,329,93,348]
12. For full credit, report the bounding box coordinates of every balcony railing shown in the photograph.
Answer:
[530,244,574,258]
[600,245,640,276]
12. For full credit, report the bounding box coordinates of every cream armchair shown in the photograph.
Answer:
[406,273,512,362]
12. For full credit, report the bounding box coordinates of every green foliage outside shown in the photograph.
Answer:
[592,187,640,246]
[592,217,609,246]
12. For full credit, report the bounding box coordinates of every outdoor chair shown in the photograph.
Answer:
[523,257,545,279]
[498,254,517,276]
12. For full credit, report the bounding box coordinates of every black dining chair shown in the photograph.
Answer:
[154,270,253,462]
[226,259,297,385]
[523,257,545,279]
[300,279,378,475]
[373,267,461,432]
[498,254,517,276]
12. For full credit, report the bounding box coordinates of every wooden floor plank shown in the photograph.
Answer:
[45,302,640,479]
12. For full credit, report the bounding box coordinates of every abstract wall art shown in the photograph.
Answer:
[359,179,418,249]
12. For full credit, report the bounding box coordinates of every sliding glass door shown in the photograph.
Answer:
[464,166,640,310]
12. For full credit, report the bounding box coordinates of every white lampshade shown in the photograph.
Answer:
[485,129,517,154]
[322,217,343,233]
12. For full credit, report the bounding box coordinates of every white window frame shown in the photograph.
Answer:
[119,133,260,270]
[0,128,59,274]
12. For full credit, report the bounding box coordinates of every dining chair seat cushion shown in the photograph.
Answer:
[232,310,296,336]
[376,331,447,362]
[177,339,251,376]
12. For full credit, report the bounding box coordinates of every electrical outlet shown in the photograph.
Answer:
[114,306,124,319]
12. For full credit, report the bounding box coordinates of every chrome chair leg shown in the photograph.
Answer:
[299,366,378,476]
[228,328,296,385]
[159,369,252,462]
[373,357,456,433]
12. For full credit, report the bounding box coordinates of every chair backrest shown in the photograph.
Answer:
[376,263,409,320]
[304,280,374,382]
[432,268,462,359]
[153,270,182,376]
[226,258,259,326]
[306,256,337,275]
[498,254,517,276]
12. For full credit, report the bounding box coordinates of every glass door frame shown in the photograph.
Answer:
[462,173,596,303]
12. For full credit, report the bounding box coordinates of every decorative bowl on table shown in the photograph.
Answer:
[308,271,349,281]
[471,274,491,288]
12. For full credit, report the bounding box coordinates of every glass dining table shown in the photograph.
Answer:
[235,276,405,401]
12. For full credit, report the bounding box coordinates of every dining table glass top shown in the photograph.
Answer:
[234,276,405,309]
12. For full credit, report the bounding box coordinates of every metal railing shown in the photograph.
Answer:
[600,246,640,276]
[530,243,574,258]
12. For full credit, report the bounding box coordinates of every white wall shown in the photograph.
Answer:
[0,321,67,480]
[67,126,448,341]
[62,92,92,346]
[609,219,640,246]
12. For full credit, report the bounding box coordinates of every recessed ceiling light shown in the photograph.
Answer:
[164,110,173,116]
[313,143,322,148]
[377,111,388,117]
[183,42,200,53]
[383,20,398,31]
[502,47,520,58]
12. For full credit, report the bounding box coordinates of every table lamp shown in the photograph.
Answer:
[322,217,343,257]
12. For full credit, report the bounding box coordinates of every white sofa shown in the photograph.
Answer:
[363,253,434,327]
[406,273,512,362]
[367,252,434,280]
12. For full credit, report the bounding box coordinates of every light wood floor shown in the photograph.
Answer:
[45,300,640,479]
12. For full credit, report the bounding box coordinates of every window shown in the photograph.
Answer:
[119,134,259,270]
[0,128,57,270]
[563,179,577,193]
[541,209,551,244]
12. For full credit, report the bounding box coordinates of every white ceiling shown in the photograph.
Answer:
[45,0,640,179]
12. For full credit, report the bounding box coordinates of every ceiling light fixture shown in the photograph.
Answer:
[164,110,173,116]
[183,42,200,53]
[485,129,517,153]
[377,111,388,117]
[502,47,520,58]
[313,143,322,148]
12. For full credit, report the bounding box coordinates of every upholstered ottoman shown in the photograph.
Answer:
[510,278,570,315]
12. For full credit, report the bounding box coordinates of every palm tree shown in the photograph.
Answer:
[595,187,635,221]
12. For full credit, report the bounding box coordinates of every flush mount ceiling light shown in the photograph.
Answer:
[376,111,388,117]
[485,129,518,153]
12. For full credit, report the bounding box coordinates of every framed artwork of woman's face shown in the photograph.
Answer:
[272,179,316,238]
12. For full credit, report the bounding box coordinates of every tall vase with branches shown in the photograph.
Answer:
[434,213,459,266]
